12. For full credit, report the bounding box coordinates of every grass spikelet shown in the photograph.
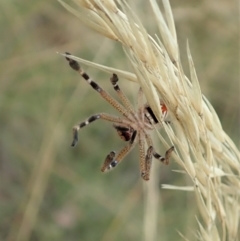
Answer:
[59,0,240,240]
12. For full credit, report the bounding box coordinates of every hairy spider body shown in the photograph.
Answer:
[65,53,174,181]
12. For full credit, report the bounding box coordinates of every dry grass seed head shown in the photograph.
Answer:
[59,0,240,240]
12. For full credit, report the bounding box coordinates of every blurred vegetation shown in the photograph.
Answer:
[0,0,238,241]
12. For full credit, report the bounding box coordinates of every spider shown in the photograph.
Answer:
[65,52,174,181]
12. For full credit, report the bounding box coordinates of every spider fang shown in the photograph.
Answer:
[65,52,174,181]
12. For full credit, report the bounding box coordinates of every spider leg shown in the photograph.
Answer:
[71,113,132,146]
[112,125,130,132]
[142,146,153,181]
[65,53,129,118]
[138,131,151,181]
[141,145,174,180]
[145,133,174,165]
[101,130,137,172]
[137,87,145,119]
[152,146,174,165]
[110,74,135,114]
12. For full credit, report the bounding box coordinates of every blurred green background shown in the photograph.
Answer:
[0,0,239,241]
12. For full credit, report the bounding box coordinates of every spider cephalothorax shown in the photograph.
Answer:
[65,52,174,181]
